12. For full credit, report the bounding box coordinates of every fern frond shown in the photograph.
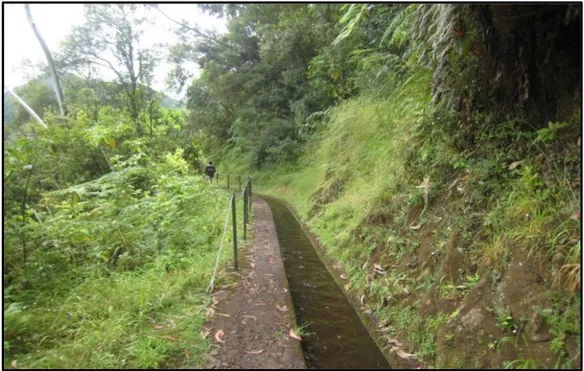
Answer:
[379,4,418,48]
[333,4,367,46]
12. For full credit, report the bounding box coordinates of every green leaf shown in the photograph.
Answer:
[105,137,117,149]
[71,192,81,204]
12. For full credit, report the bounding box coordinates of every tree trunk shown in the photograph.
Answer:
[25,4,66,117]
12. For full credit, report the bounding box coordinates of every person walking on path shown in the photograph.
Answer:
[205,161,216,183]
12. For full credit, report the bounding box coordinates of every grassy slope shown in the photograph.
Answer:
[4,155,244,368]
[220,89,581,367]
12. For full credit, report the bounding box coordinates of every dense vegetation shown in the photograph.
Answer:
[197,4,581,368]
[4,3,581,369]
[4,4,238,368]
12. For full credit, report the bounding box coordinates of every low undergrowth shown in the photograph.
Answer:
[4,150,242,369]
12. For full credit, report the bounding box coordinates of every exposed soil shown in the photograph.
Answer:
[203,197,306,369]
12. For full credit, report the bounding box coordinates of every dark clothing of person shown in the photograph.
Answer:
[205,165,216,178]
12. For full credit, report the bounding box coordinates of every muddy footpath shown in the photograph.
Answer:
[202,197,306,369]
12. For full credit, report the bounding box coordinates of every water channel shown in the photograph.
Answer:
[262,196,390,369]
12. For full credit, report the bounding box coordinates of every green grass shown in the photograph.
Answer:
[5,268,212,368]
[219,77,580,367]
[293,321,314,338]
[3,153,245,369]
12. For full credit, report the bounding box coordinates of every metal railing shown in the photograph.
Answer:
[213,173,249,193]
[207,176,252,293]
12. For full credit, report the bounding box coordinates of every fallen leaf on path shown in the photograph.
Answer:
[152,324,164,330]
[214,330,225,343]
[254,302,266,306]
[216,312,230,317]
[251,263,255,268]
[276,304,288,312]
[344,283,351,291]
[11,360,17,369]
[289,328,302,341]
[163,336,179,342]
[383,337,403,348]
[206,307,215,318]
[360,295,366,305]
[200,327,212,339]
[390,346,416,361]
[283,288,288,292]
[340,274,349,279]
[245,349,264,355]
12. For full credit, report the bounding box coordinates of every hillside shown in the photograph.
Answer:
[209,4,581,368]
[4,4,580,369]
[239,96,580,368]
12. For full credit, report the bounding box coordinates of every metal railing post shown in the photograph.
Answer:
[238,175,241,192]
[216,173,219,185]
[243,187,247,240]
[231,193,238,270]
[248,177,252,211]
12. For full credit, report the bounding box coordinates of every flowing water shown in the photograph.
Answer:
[263,196,390,369]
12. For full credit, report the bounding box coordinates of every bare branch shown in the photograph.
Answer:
[25,4,66,116]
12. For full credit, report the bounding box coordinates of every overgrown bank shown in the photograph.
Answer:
[206,5,580,367]
[220,90,581,368]
[4,3,581,369]
[4,152,243,368]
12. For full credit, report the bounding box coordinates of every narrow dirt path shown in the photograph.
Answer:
[203,197,306,369]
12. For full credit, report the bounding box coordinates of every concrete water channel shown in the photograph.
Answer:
[262,196,389,369]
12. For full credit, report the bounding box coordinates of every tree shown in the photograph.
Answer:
[25,4,66,116]
[61,4,157,135]
[183,4,346,168]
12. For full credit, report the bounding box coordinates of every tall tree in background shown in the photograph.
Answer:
[61,4,157,135]
[183,4,348,167]
[25,4,66,116]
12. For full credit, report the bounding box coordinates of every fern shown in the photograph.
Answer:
[333,4,367,46]
[379,4,418,48]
